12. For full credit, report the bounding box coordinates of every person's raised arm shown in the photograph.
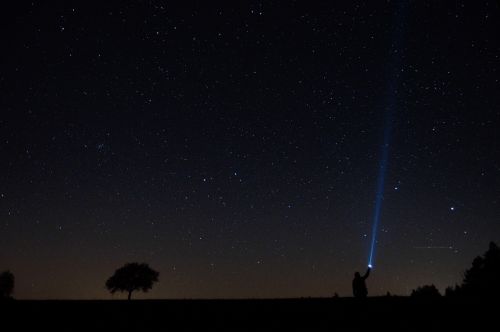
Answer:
[363,267,371,279]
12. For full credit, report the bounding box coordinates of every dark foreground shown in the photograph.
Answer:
[1,297,496,331]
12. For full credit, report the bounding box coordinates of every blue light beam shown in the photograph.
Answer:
[368,116,392,268]
[367,0,408,268]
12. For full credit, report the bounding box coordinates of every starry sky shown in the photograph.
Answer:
[1,1,499,299]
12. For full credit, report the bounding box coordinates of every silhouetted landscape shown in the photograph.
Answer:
[2,242,499,331]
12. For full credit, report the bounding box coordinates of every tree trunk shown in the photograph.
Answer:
[128,290,132,300]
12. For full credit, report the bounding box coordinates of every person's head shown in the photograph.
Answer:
[354,272,360,278]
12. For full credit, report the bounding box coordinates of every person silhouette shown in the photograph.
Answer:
[353,267,371,298]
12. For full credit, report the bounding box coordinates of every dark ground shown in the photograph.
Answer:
[0,297,496,331]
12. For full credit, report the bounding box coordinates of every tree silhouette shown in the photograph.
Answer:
[460,241,500,297]
[0,271,14,299]
[106,263,159,300]
[411,284,441,298]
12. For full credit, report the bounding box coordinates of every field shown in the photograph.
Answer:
[1,297,495,331]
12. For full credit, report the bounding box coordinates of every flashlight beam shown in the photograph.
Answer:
[366,1,408,269]
[368,121,391,268]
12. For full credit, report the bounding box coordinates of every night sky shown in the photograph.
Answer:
[1,1,499,299]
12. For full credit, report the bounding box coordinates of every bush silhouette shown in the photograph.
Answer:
[0,271,14,299]
[106,263,159,300]
[411,284,441,298]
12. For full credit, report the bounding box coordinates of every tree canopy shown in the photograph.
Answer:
[105,263,159,300]
[446,241,500,297]
[461,241,500,296]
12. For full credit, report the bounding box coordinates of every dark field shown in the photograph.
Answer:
[1,297,496,331]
